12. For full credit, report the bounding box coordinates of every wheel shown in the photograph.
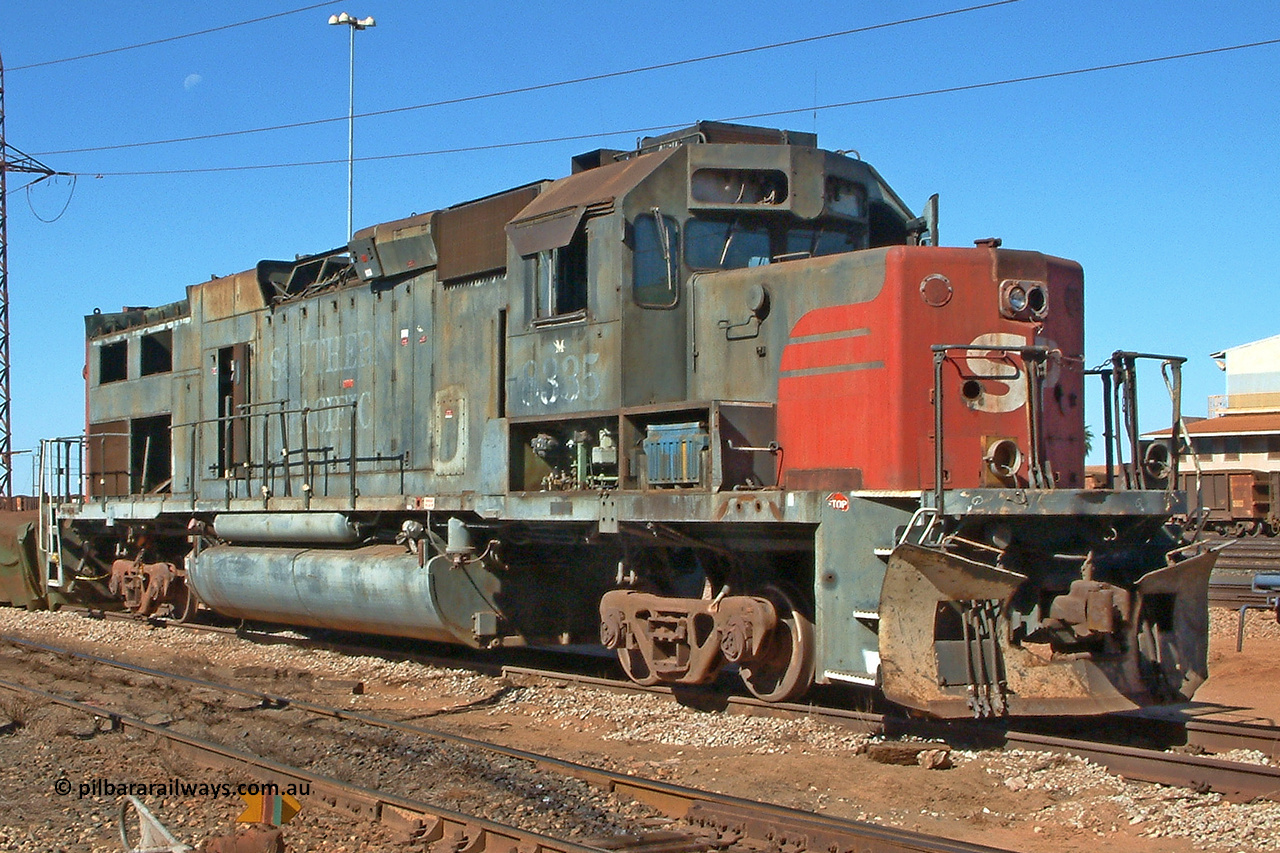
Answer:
[174,582,200,624]
[617,647,661,686]
[739,585,815,702]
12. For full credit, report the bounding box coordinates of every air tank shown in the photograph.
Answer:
[188,544,503,645]
[212,512,359,544]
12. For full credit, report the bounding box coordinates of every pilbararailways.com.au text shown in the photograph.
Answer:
[53,777,310,800]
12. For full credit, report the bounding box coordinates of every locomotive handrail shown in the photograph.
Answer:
[930,343,1052,516]
[1083,367,1116,489]
[170,399,358,430]
[172,399,360,508]
[1106,351,1185,495]
[1162,363,1207,537]
[63,432,131,502]
[79,394,399,507]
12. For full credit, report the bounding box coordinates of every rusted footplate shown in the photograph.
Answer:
[1004,730,1280,803]
[0,677,611,853]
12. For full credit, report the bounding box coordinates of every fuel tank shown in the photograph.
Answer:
[188,544,502,645]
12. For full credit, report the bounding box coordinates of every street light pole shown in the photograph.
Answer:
[328,12,375,240]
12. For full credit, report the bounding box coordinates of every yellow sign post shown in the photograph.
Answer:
[236,792,301,826]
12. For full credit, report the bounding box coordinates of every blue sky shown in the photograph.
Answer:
[3,1,1278,489]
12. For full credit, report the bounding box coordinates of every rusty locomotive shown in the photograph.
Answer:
[35,121,1218,717]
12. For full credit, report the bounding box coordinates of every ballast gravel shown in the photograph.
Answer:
[0,605,1278,852]
[489,682,871,753]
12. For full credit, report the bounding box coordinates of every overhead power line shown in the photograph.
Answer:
[8,3,339,71]
[725,35,1280,124]
[75,125,686,176]
[35,0,1022,157]
[68,35,1280,179]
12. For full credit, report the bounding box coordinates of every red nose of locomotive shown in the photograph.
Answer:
[777,242,1085,492]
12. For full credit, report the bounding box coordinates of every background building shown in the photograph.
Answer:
[1187,335,1280,473]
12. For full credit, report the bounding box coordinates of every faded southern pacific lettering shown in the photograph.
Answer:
[963,332,1027,413]
[297,391,373,432]
[269,331,375,382]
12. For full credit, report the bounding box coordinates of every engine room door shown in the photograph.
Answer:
[215,343,250,478]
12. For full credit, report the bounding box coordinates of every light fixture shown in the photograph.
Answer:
[1006,285,1027,313]
[328,11,377,240]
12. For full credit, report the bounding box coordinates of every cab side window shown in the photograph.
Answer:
[633,213,679,308]
[535,225,588,320]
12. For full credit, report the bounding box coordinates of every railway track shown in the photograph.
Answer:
[501,665,1280,803]
[0,634,1013,853]
[1207,536,1280,609]
[60,608,1280,794]
[1207,536,1280,573]
[8,625,1280,813]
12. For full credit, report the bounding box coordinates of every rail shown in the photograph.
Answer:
[0,633,1017,853]
[0,677,612,853]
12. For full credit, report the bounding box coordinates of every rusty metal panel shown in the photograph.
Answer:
[640,121,816,150]
[349,231,383,280]
[386,283,415,471]
[378,213,437,277]
[435,184,540,283]
[171,369,199,495]
[506,207,584,258]
[232,269,266,313]
[87,419,129,497]
[812,497,911,684]
[201,275,239,321]
[260,308,297,496]
[506,151,676,257]
[430,281,499,486]
[374,287,400,472]
[410,277,435,472]
[84,300,190,340]
[351,211,438,281]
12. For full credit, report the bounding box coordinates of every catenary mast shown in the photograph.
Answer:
[0,49,62,500]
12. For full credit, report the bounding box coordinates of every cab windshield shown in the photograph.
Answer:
[685,216,868,271]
